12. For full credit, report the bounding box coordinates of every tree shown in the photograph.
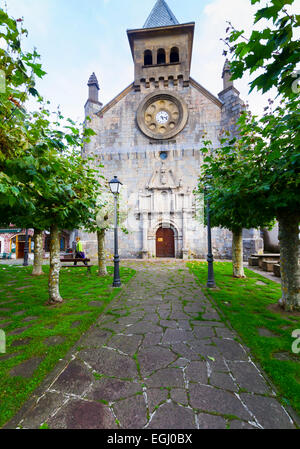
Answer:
[84,182,129,277]
[198,129,275,278]
[0,9,102,303]
[205,0,300,310]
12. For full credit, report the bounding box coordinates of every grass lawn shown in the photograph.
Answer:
[188,261,300,418]
[0,264,135,428]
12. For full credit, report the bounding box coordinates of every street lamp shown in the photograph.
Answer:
[205,177,216,288]
[109,176,123,288]
[23,229,29,267]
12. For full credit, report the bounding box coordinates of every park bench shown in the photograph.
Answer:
[248,256,259,266]
[60,258,92,274]
[261,260,279,273]
[0,253,12,260]
[273,263,281,278]
[251,253,280,268]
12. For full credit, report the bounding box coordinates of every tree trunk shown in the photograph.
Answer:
[32,229,44,276]
[97,229,107,276]
[232,229,246,278]
[278,213,300,311]
[48,225,63,304]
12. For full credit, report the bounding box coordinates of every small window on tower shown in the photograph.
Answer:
[170,47,179,63]
[157,49,166,65]
[144,50,153,66]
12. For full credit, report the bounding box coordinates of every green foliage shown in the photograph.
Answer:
[0,8,101,233]
[224,0,299,98]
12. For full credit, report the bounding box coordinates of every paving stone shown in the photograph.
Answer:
[47,399,118,429]
[212,338,248,361]
[10,357,43,378]
[189,384,251,420]
[44,336,66,346]
[185,361,208,384]
[192,321,225,328]
[71,321,81,328]
[147,402,196,429]
[258,328,279,338]
[107,334,142,356]
[138,346,177,377]
[0,322,12,329]
[193,326,215,339]
[86,379,142,403]
[10,337,33,347]
[22,316,39,323]
[202,312,221,321]
[123,322,162,335]
[51,360,93,395]
[146,368,185,388]
[171,343,202,360]
[160,320,177,329]
[88,301,104,308]
[113,395,148,429]
[147,388,169,413]
[229,420,257,429]
[170,389,188,405]
[21,392,68,429]
[209,371,238,392]
[9,325,33,335]
[80,328,113,346]
[0,308,11,313]
[227,361,272,394]
[162,329,194,344]
[177,320,192,330]
[197,413,227,429]
[13,310,26,316]
[79,348,138,379]
[215,328,236,339]
[239,393,295,429]
[142,333,162,347]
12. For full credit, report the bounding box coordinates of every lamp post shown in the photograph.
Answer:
[109,176,122,288]
[23,229,29,267]
[205,178,216,288]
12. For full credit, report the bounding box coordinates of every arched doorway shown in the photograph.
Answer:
[156,227,175,258]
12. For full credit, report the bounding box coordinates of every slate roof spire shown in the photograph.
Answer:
[143,0,179,29]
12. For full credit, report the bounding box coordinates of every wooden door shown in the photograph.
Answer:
[156,227,175,258]
[17,242,25,259]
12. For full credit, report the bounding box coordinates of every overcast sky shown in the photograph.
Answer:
[2,0,298,122]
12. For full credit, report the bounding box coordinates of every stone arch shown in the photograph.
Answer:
[144,50,153,66]
[170,47,179,63]
[157,48,166,65]
[153,221,180,258]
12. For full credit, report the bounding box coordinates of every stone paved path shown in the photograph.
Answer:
[6,261,297,429]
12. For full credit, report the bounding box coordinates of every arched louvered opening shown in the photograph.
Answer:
[157,48,166,65]
[170,47,179,63]
[144,50,153,66]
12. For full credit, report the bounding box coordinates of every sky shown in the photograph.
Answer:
[2,0,298,122]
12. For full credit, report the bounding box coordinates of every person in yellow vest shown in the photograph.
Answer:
[74,237,88,266]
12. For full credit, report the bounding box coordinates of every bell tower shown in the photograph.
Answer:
[127,0,195,91]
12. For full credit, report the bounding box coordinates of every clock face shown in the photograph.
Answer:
[156,111,169,124]
[137,92,188,140]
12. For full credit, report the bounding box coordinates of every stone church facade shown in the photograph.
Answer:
[81,0,263,260]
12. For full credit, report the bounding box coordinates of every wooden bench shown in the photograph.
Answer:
[60,258,92,274]
[252,253,280,268]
